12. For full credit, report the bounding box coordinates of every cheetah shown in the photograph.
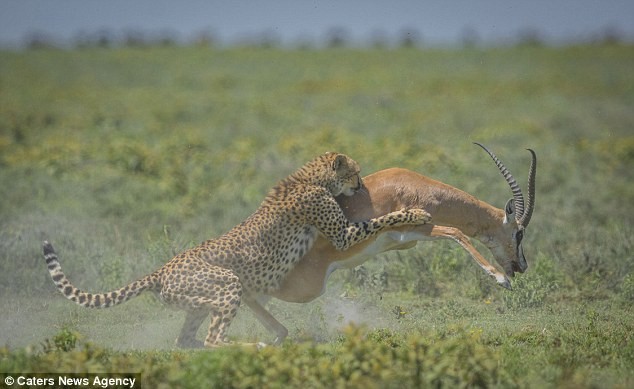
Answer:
[42,152,431,347]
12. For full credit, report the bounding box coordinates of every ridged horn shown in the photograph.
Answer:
[473,142,525,220]
[517,148,536,228]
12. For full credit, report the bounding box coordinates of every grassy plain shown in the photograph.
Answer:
[1,44,633,387]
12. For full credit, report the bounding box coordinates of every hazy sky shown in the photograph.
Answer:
[1,0,633,47]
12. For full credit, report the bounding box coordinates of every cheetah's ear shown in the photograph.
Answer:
[332,154,347,171]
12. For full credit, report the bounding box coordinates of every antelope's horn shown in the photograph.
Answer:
[517,148,536,228]
[473,142,525,220]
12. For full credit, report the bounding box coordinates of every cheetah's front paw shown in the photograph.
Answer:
[404,208,432,224]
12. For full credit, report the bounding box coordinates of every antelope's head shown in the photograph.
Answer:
[474,143,537,278]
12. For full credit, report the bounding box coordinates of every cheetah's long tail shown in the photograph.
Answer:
[43,241,160,308]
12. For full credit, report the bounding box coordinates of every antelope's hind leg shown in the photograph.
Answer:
[244,297,289,346]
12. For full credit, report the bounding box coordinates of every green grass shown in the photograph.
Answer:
[1,44,633,387]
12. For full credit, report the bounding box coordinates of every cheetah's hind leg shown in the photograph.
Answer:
[175,309,208,349]
[161,261,244,348]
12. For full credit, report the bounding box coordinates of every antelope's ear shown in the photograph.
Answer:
[503,198,515,224]
[332,154,347,171]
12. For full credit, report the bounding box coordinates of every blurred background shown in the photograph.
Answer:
[2,0,634,49]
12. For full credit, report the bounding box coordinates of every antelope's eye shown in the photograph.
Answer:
[515,230,524,242]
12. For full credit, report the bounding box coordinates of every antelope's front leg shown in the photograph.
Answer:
[428,226,512,289]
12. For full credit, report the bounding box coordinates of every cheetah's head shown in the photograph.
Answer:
[325,153,363,197]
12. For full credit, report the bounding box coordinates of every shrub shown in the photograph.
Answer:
[2,326,512,388]
[184,325,512,388]
[620,273,634,302]
[503,254,561,310]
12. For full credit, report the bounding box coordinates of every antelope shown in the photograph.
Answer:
[249,143,536,344]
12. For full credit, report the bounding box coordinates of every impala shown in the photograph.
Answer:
[248,143,536,344]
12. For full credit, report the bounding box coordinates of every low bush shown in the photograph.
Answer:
[2,326,512,388]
